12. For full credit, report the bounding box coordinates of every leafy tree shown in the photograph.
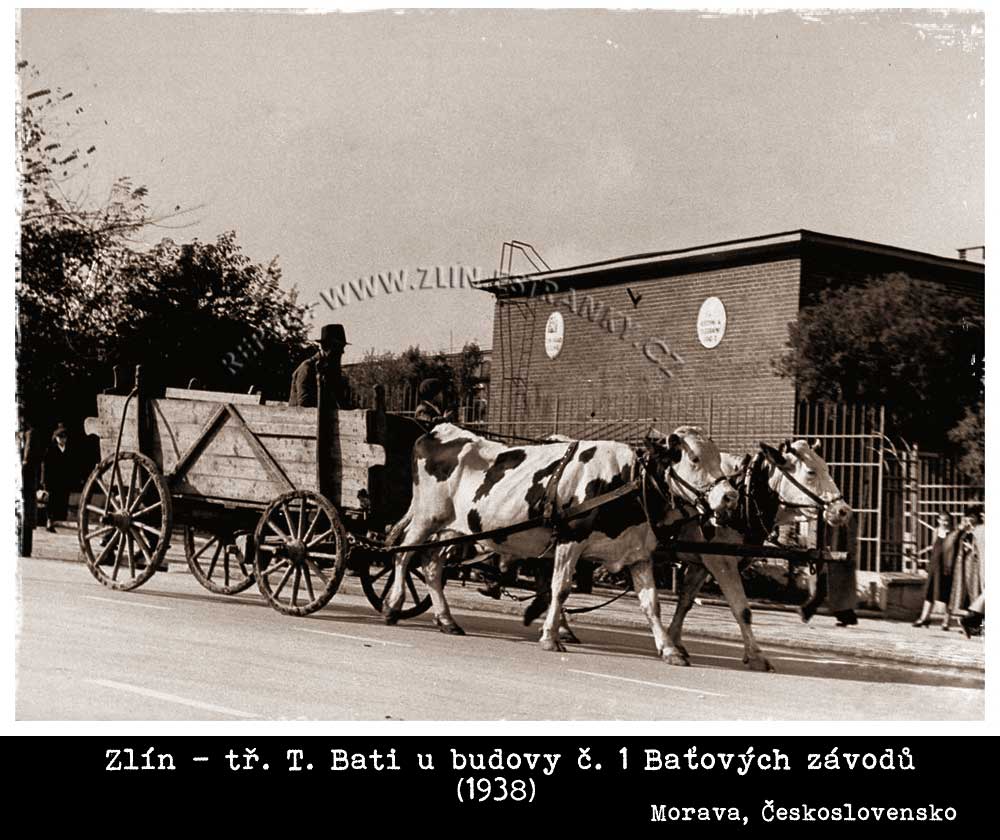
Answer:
[775,273,984,449]
[948,401,984,483]
[455,342,486,400]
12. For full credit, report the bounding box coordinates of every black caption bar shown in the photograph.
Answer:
[10,736,982,830]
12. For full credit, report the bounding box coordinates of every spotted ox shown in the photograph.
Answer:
[382,424,738,659]
[667,439,852,671]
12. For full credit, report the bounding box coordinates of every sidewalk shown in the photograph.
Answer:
[27,525,985,675]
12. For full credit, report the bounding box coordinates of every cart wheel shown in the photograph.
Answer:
[78,451,172,591]
[184,526,255,595]
[253,490,347,616]
[359,550,434,620]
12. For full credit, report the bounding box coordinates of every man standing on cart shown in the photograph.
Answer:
[414,378,455,430]
[289,324,353,408]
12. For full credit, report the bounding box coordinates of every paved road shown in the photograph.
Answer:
[16,558,983,720]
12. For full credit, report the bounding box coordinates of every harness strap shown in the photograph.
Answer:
[542,441,580,530]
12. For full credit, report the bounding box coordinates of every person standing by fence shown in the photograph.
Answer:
[913,513,956,629]
[949,507,984,627]
[18,420,43,556]
[40,423,73,533]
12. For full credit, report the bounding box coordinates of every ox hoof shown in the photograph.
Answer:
[383,607,401,626]
[663,651,691,667]
[558,627,581,645]
[744,656,775,673]
[671,642,689,659]
[540,637,566,653]
[435,618,466,636]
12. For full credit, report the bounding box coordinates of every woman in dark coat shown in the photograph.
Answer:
[913,513,956,629]
[40,423,73,532]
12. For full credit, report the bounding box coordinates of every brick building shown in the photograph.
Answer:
[478,230,984,452]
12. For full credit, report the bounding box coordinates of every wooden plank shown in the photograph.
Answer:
[164,387,264,405]
[180,453,374,487]
[224,404,295,492]
[166,404,229,485]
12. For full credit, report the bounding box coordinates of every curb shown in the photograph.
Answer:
[28,534,984,676]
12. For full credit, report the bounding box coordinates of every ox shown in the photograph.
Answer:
[382,423,737,659]
[666,439,852,671]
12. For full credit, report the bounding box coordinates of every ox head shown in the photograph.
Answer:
[644,426,738,516]
[759,439,852,527]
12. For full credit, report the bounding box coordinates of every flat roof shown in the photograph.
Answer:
[475,229,984,295]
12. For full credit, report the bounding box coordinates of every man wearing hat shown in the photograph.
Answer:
[414,378,455,430]
[289,324,352,409]
[40,422,73,532]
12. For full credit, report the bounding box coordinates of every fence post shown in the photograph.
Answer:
[873,405,886,574]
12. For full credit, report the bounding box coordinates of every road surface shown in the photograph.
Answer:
[16,558,983,720]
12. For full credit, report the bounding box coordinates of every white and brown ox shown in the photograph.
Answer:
[666,439,852,671]
[382,423,737,659]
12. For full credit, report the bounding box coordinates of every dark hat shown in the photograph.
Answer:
[319,324,350,349]
[419,378,444,400]
[53,422,68,437]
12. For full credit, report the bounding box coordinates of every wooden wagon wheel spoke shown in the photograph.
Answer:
[94,531,121,566]
[306,528,334,549]
[85,504,107,517]
[84,523,115,542]
[301,563,316,603]
[204,540,224,581]
[134,521,162,537]
[261,557,292,576]
[301,512,324,544]
[305,558,329,587]
[95,478,117,514]
[290,565,302,606]
[271,562,296,600]
[379,568,395,602]
[297,496,307,540]
[405,571,421,605]
[110,533,127,582]
[131,501,162,518]
[125,531,137,577]
[280,503,296,540]
[189,534,219,563]
[267,520,291,542]
[127,476,155,512]
[123,459,139,511]
[129,526,156,566]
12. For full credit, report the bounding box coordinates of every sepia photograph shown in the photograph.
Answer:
[12,6,985,723]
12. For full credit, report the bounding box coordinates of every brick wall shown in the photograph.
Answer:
[489,258,801,451]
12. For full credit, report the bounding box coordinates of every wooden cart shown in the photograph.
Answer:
[79,365,429,617]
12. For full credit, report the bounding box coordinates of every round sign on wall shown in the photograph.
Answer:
[697,297,727,349]
[544,311,564,359]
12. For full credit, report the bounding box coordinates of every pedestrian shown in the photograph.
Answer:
[40,422,73,533]
[18,418,44,556]
[797,517,859,627]
[288,324,352,408]
[947,508,983,625]
[413,378,455,430]
[912,513,956,629]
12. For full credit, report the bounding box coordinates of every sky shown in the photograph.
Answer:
[17,8,985,363]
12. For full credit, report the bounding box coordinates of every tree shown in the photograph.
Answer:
[455,342,485,400]
[948,401,984,483]
[774,273,984,449]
